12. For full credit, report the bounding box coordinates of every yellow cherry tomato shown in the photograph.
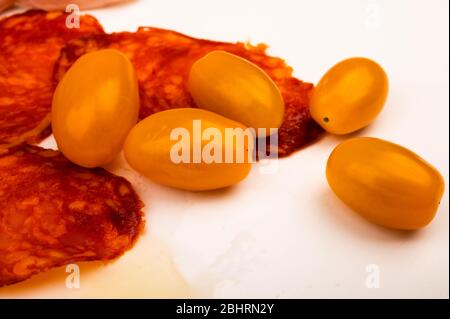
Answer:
[326,137,445,230]
[52,49,139,168]
[311,57,388,134]
[188,50,284,135]
[124,108,254,191]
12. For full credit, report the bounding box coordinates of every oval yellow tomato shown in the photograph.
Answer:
[52,49,139,168]
[188,50,284,135]
[311,57,388,134]
[124,108,254,191]
[326,137,445,230]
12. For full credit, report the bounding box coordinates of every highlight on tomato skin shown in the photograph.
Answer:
[52,49,140,168]
[310,57,389,135]
[326,137,445,230]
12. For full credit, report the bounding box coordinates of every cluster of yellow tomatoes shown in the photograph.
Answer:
[51,49,444,231]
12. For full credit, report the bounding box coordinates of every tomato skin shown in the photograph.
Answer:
[311,57,388,135]
[52,49,139,168]
[326,137,445,230]
[188,50,284,135]
[124,108,253,191]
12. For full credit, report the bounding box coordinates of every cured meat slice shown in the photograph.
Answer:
[54,28,323,157]
[0,10,104,154]
[0,145,144,286]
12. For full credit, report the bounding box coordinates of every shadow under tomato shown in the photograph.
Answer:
[316,187,426,242]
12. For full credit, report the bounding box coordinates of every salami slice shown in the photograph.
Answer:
[55,28,323,157]
[0,10,104,154]
[0,145,144,286]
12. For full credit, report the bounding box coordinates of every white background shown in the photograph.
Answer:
[0,0,448,298]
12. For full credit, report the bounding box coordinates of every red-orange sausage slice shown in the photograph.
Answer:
[0,146,144,287]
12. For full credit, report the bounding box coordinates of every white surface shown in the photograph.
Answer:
[0,0,449,298]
